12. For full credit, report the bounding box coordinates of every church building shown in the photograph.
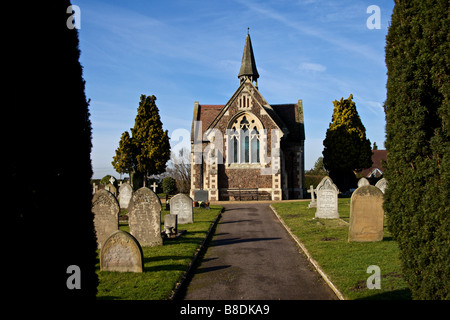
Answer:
[190,33,305,201]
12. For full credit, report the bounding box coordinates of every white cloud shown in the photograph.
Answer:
[234,0,384,66]
[299,62,326,72]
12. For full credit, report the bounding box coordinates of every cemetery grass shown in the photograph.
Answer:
[96,205,222,300]
[272,200,412,300]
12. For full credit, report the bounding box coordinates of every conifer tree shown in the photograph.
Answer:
[113,95,171,187]
[384,0,449,299]
[112,131,134,175]
[6,1,98,299]
[322,94,372,191]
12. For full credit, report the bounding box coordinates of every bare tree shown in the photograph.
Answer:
[166,147,191,194]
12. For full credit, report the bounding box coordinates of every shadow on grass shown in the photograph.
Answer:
[144,263,189,273]
[355,288,412,300]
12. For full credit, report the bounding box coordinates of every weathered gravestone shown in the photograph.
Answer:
[170,193,194,224]
[315,176,339,219]
[375,178,387,194]
[357,177,370,187]
[348,185,384,242]
[128,187,162,247]
[100,230,143,273]
[118,182,133,209]
[106,183,117,197]
[194,190,209,203]
[92,189,119,249]
[164,214,178,237]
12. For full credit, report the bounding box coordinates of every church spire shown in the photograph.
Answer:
[238,31,259,87]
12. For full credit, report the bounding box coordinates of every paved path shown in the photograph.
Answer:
[183,203,338,300]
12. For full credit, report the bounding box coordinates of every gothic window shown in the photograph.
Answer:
[228,114,262,165]
[230,127,239,163]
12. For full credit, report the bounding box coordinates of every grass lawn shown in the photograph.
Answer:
[96,205,222,300]
[272,200,412,300]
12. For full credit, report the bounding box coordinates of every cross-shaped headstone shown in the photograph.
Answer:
[109,176,116,185]
[307,185,316,202]
[150,182,158,193]
[307,185,317,208]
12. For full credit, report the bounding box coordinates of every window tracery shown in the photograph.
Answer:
[228,113,262,165]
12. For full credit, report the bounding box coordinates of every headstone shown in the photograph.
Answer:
[357,177,370,187]
[307,185,316,208]
[100,230,143,273]
[164,214,178,237]
[194,190,209,203]
[375,178,387,194]
[92,189,119,248]
[106,183,117,197]
[315,176,339,219]
[92,182,97,195]
[348,185,384,242]
[128,187,163,247]
[170,193,194,224]
[118,182,133,209]
[150,182,158,193]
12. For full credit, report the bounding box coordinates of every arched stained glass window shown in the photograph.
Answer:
[227,114,262,164]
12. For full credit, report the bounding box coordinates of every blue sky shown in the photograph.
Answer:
[74,0,394,179]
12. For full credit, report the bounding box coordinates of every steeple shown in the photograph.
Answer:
[238,31,259,87]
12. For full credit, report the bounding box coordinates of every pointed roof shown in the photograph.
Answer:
[238,33,259,81]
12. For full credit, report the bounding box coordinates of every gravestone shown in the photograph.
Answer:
[194,190,209,202]
[92,189,119,249]
[375,178,387,194]
[307,185,316,208]
[315,176,339,219]
[107,176,118,196]
[100,230,143,273]
[348,185,384,242]
[170,193,194,224]
[118,182,133,209]
[106,183,117,197]
[357,177,370,187]
[164,214,178,237]
[128,187,162,247]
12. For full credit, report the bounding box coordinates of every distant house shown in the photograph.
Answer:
[359,150,387,178]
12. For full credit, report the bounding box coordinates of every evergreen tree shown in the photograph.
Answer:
[112,131,134,176]
[322,94,372,191]
[6,1,98,299]
[384,0,449,299]
[113,95,171,187]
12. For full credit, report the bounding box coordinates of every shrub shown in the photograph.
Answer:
[162,176,177,195]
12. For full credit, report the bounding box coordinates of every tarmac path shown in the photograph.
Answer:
[182,203,338,300]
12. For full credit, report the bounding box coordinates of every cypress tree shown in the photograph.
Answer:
[384,0,449,299]
[322,94,372,191]
[6,1,98,299]
[114,95,171,187]
[112,131,135,176]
